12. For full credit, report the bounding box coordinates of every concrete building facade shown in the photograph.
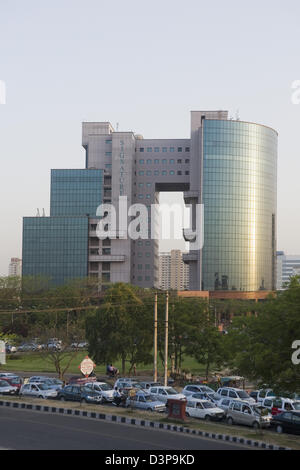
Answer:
[159,250,189,291]
[276,251,300,289]
[8,258,22,277]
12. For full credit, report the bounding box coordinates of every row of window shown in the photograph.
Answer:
[138,170,189,176]
[138,158,189,164]
[139,147,189,153]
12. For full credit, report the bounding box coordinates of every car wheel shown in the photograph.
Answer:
[38,395,44,399]
[205,415,211,421]
[60,396,65,401]
[253,421,260,430]
[147,408,153,412]
[276,425,283,434]
[227,417,234,425]
[185,412,190,417]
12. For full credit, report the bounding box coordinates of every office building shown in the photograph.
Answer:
[22,111,277,291]
[8,258,22,277]
[276,251,300,289]
[159,250,189,291]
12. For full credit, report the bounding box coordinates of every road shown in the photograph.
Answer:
[0,407,251,450]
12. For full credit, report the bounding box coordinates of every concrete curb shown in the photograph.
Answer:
[0,399,291,450]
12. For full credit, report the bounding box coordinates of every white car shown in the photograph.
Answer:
[216,387,256,404]
[149,386,186,404]
[0,372,20,378]
[261,396,300,413]
[217,397,250,415]
[185,399,225,421]
[20,382,58,399]
[256,389,274,403]
[0,379,18,395]
[85,381,114,402]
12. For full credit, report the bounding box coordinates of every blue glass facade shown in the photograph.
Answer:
[50,169,103,217]
[22,217,89,286]
[22,169,103,286]
[202,120,277,291]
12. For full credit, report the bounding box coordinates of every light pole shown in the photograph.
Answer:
[164,292,169,387]
[154,292,158,382]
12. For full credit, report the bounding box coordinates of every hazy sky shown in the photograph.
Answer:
[1,0,300,275]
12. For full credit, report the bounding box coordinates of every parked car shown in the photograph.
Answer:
[84,381,114,402]
[149,386,186,404]
[271,410,300,435]
[261,397,300,415]
[138,381,162,390]
[249,390,259,401]
[185,399,225,421]
[5,344,17,353]
[182,384,215,397]
[226,401,272,429]
[18,343,39,352]
[184,391,219,403]
[216,387,256,404]
[0,372,20,378]
[114,378,145,391]
[0,379,18,395]
[256,389,274,403]
[217,397,248,415]
[0,375,23,393]
[125,392,166,412]
[47,342,62,351]
[19,382,58,399]
[28,376,63,391]
[71,341,88,349]
[57,384,103,404]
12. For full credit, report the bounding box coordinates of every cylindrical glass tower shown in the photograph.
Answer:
[202,119,277,291]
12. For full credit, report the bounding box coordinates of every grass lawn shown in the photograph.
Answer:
[1,351,216,378]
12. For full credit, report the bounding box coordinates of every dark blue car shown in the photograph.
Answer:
[57,384,103,404]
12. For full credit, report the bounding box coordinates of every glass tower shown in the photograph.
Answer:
[201,120,277,291]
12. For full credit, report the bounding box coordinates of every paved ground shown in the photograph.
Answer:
[0,407,251,450]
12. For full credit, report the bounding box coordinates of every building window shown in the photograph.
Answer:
[146,170,151,175]
[162,170,167,175]
[146,182,151,187]
[105,139,112,144]
[138,276,142,281]
[138,240,143,246]
[154,147,159,152]
[185,159,190,163]
[162,159,167,164]
[146,252,151,257]
[154,159,159,164]
[145,276,150,281]
[145,264,150,269]
[146,194,151,199]
[105,152,112,156]
[138,252,142,257]
[145,240,151,246]
[147,147,152,152]
[139,183,143,187]
[185,147,190,152]
[178,147,182,152]
[138,194,144,199]
[139,159,144,164]
[140,148,144,152]
[177,171,182,175]
[139,171,144,175]
[154,170,159,175]
[162,147,167,152]
[185,171,189,175]
[170,147,175,152]
[146,159,152,164]
[138,264,142,270]
[169,159,175,164]
[105,164,112,169]
[177,159,182,164]
[169,170,175,175]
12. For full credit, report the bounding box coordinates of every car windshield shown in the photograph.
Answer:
[293,402,300,410]
[237,391,250,399]
[202,402,215,409]
[37,384,50,390]
[143,395,152,401]
[100,384,112,391]
[201,386,214,392]
[253,406,268,415]
[165,388,177,395]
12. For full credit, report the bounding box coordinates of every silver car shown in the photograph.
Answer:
[0,379,18,395]
[126,393,166,412]
[226,400,272,429]
[20,382,58,399]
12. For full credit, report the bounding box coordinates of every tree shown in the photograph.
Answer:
[86,283,153,374]
[223,277,300,393]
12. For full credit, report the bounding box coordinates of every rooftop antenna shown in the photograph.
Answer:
[36,208,40,217]
[116,122,119,131]
[235,109,240,121]
[42,208,45,217]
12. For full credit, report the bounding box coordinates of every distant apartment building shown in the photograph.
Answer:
[276,251,300,289]
[8,258,22,277]
[159,250,189,291]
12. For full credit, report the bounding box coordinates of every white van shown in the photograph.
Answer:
[185,399,224,421]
